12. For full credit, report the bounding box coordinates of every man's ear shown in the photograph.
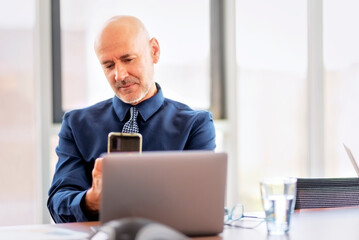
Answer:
[150,37,160,63]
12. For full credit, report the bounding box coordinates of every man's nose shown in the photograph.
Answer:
[114,64,129,81]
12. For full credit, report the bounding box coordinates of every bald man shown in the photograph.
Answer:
[47,16,216,223]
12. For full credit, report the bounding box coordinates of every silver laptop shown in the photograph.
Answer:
[343,144,359,176]
[100,151,227,236]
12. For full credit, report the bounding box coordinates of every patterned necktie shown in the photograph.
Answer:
[122,107,139,133]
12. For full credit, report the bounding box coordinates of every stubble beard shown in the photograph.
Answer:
[115,77,154,105]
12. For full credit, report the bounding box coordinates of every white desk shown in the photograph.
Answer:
[1,207,358,239]
[221,207,359,240]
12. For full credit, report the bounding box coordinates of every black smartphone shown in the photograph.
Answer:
[107,132,142,153]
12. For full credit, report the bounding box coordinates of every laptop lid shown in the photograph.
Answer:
[100,151,227,236]
[343,144,359,176]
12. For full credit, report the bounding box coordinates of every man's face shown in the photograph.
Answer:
[95,22,159,104]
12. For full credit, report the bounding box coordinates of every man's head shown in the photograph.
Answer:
[94,16,160,105]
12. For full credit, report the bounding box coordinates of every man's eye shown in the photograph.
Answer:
[124,59,133,63]
[105,64,114,69]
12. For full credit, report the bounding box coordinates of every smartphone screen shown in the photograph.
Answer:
[107,132,142,153]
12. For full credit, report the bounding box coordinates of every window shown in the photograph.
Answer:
[235,0,308,210]
[323,0,359,177]
[0,0,37,225]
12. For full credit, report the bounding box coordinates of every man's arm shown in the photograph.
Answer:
[47,113,99,223]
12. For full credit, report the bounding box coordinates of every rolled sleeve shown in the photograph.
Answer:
[70,191,90,222]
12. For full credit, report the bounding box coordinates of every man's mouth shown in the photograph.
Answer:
[120,83,134,89]
[115,78,139,89]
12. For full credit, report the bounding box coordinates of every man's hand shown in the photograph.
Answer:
[84,157,103,212]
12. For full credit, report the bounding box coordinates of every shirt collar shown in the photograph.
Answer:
[112,83,164,122]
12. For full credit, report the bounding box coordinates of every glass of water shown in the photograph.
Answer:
[260,177,297,235]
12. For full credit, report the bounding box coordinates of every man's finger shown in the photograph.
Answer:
[93,158,103,174]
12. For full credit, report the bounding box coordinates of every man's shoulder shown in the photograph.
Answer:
[164,98,192,110]
[63,98,113,121]
[163,98,213,119]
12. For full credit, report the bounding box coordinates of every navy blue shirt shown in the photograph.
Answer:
[47,84,216,223]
